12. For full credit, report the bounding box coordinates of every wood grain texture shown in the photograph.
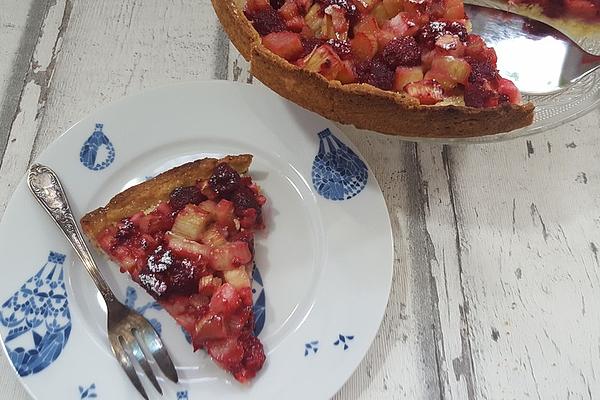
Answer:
[1,1,600,399]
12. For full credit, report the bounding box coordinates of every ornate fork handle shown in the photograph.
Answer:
[28,163,118,305]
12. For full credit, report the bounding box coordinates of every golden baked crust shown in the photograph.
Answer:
[212,0,535,138]
[80,155,253,239]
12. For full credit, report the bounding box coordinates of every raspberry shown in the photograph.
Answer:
[464,80,498,108]
[115,219,135,244]
[169,186,206,211]
[209,163,241,197]
[466,59,498,83]
[382,37,421,68]
[246,8,286,36]
[300,37,326,58]
[270,0,285,9]
[357,58,394,90]
[327,39,352,60]
[231,185,260,216]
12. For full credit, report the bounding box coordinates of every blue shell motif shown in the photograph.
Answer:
[0,252,71,377]
[311,129,368,201]
[80,123,115,171]
[252,264,266,336]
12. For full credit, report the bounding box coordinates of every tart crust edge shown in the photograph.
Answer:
[80,154,253,239]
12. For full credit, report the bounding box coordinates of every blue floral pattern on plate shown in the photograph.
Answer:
[79,383,97,399]
[124,286,162,334]
[334,334,354,350]
[80,123,115,171]
[252,263,266,336]
[304,340,319,356]
[311,129,368,201]
[0,252,71,377]
[176,390,189,400]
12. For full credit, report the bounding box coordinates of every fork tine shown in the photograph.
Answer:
[140,324,179,383]
[129,331,163,395]
[110,335,149,400]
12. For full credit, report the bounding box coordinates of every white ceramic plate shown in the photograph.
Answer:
[0,81,393,400]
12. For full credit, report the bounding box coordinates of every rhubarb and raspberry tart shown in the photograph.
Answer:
[81,155,267,382]
[212,0,535,138]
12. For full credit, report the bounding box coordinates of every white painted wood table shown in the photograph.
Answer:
[1,1,599,399]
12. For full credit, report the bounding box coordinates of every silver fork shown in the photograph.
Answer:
[27,163,179,400]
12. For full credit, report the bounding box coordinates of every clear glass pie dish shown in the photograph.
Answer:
[340,0,600,143]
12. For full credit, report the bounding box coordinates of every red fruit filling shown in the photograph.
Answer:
[97,163,267,383]
[508,0,600,21]
[246,0,524,108]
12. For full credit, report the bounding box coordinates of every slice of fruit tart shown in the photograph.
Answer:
[81,155,267,383]
[212,0,535,138]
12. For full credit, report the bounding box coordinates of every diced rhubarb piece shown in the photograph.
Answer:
[223,267,252,289]
[425,55,471,89]
[351,32,378,62]
[246,0,271,13]
[279,0,299,20]
[564,0,599,16]
[405,79,444,105]
[443,0,465,19]
[337,60,357,83]
[165,231,211,261]
[464,34,497,65]
[214,199,235,227]
[211,241,253,271]
[198,199,218,215]
[279,0,306,31]
[207,338,245,369]
[382,0,404,17]
[326,4,350,39]
[263,31,305,60]
[353,14,379,36]
[305,3,325,35]
[171,204,212,241]
[298,44,343,79]
[497,77,522,104]
[371,3,389,25]
[199,275,223,296]
[227,308,252,333]
[201,224,228,247]
[435,34,465,57]
[209,283,243,314]
[382,12,419,37]
[393,66,424,91]
[195,314,228,340]
[132,212,172,235]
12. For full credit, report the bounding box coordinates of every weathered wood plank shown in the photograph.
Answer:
[420,109,600,399]
[0,0,39,160]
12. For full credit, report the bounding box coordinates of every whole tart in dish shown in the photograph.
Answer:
[81,155,267,383]
[212,0,535,138]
